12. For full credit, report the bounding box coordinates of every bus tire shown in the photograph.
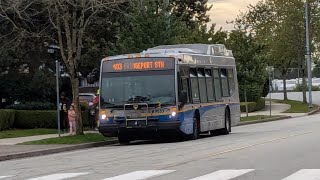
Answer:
[190,117,200,140]
[118,135,130,145]
[222,108,231,135]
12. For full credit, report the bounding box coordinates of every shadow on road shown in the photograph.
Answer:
[114,131,234,146]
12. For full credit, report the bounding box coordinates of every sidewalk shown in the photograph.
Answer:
[0,131,99,145]
[241,101,306,118]
[0,130,118,162]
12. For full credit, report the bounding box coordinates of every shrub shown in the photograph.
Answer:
[240,98,266,113]
[0,109,15,131]
[13,109,90,129]
[255,98,266,111]
[293,84,320,91]
[239,83,264,102]
[13,110,57,129]
[6,102,55,110]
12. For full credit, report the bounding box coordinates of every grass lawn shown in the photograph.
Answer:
[276,99,318,113]
[0,129,57,139]
[20,133,112,145]
[241,115,280,122]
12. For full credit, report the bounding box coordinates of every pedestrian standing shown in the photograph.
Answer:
[60,92,71,133]
[68,104,76,135]
[89,89,100,131]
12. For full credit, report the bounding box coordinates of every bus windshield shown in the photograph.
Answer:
[100,71,175,108]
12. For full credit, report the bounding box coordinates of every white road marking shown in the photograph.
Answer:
[101,170,175,180]
[189,169,254,180]
[282,169,320,180]
[0,176,12,179]
[26,172,90,180]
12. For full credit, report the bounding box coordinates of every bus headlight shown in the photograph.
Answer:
[171,111,177,117]
[101,114,107,120]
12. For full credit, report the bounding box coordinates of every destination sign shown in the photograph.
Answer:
[103,57,175,72]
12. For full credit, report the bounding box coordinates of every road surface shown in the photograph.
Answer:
[1,114,320,180]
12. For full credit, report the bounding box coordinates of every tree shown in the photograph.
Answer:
[115,0,189,54]
[0,0,126,134]
[236,0,312,102]
[226,29,267,103]
[171,0,212,27]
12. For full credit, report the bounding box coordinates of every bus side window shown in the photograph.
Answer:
[205,69,215,102]
[213,69,222,101]
[190,68,200,103]
[220,68,230,97]
[181,78,190,103]
[227,69,235,94]
[198,68,208,103]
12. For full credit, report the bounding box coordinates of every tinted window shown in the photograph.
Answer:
[205,69,215,102]
[190,68,200,103]
[228,69,235,94]
[213,69,222,101]
[198,68,207,103]
[181,78,190,103]
[221,69,229,97]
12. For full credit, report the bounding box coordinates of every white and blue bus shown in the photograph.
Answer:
[98,44,240,144]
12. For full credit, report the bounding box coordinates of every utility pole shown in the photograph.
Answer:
[305,0,313,108]
[267,66,274,117]
[47,44,61,137]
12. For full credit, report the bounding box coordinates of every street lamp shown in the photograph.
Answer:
[305,0,313,108]
[46,43,61,137]
[267,66,274,117]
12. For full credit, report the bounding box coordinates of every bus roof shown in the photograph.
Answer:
[101,44,235,66]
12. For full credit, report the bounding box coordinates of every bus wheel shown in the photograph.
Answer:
[190,117,200,140]
[118,135,130,145]
[222,108,231,135]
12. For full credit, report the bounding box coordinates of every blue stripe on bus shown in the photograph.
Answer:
[103,103,239,124]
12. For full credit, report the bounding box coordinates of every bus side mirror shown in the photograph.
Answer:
[87,74,96,84]
[179,91,188,108]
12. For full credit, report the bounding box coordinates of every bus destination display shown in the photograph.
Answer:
[103,57,175,72]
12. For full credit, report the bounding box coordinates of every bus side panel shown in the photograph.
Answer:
[230,103,240,126]
[179,103,231,134]
[179,106,195,135]
[198,104,225,132]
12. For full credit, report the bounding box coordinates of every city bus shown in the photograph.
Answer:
[98,44,240,144]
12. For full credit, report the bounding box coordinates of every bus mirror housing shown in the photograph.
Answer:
[179,91,188,108]
[87,74,96,84]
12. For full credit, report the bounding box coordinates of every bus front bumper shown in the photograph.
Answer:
[98,120,181,137]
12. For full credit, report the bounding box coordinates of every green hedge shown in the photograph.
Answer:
[0,109,15,130]
[14,110,57,129]
[10,109,89,129]
[6,102,55,110]
[240,98,266,113]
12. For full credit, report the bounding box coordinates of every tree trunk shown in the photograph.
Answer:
[70,75,83,135]
[282,76,288,100]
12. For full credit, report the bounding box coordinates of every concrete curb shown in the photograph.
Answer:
[306,107,320,115]
[237,116,292,126]
[0,139,118,162]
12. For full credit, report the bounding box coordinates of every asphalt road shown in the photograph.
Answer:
[1,114,320,180]
[270,91,320,105]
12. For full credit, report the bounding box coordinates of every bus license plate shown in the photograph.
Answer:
[114,111,125,117]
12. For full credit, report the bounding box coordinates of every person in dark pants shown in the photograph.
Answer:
[60,92,71,133]
[89,89,100,131]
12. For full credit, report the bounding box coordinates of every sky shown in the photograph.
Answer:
[207,0,259,31]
